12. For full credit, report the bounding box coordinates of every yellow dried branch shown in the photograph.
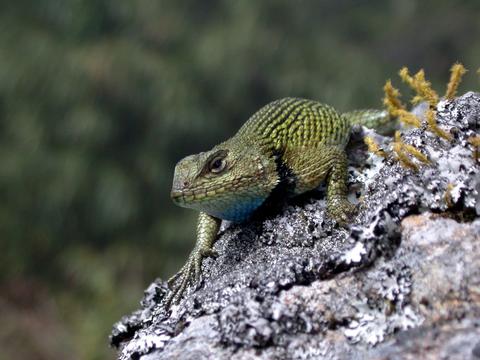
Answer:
[393,142,418,171]
[469,135,480,147]
[397,109,422,128]
[394,131,402,143]
[426,109,453,141]
[444,183,455,208]
[411,95,424,105]
[414,70,440,106]
[393,131,415,170]
[398,67,414,87]
[468,135,480,161]
[399,67,439,107]
[364,136,387,157]
[383,80,421,128]
[383,81,420,128]
[445,63,467,99]
[402,143,430,164]
[383,80,405,115]
[392,131,429,170]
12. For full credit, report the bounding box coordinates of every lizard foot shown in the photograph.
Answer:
[327,198,357,226]
[165,246,218,307]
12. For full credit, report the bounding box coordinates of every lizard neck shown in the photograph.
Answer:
[250,149,298,219]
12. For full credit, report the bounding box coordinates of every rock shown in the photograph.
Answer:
[111,92,480,360]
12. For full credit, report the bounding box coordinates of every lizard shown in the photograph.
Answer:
[168,97,389,305]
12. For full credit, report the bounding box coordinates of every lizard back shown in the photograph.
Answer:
[236,98,352,152]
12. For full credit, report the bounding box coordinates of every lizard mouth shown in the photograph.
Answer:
[171,189,208,200]
[170,189,201,206]
[170,190,186,203]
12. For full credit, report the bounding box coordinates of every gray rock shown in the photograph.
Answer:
[111,92,480,360]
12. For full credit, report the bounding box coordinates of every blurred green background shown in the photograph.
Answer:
[1,0,479,359]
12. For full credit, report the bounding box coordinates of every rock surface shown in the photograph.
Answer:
[111,92,480,360]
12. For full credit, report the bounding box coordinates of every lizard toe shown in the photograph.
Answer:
[201,248,218,258]
[328,200,357,226]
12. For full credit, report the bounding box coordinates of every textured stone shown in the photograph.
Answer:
[111,92,480,360]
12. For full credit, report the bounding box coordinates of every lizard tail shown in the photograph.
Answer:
[343,109,392,130]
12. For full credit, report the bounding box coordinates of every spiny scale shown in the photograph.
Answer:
[238,98,351,149]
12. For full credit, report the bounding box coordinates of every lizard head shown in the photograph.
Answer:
[171,140,279,222]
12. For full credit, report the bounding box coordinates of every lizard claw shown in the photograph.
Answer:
[167,270,182,288]
[200,248,218,258]
[165,245,217,307]
[328,198,357,226]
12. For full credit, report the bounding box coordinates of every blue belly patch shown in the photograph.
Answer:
[208,196,266,222]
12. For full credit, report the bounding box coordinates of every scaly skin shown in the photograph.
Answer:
[167,98,389,305]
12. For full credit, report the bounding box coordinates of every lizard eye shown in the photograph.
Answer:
[209,157,226,174]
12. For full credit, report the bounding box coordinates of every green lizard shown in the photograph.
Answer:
[168,98,389,305]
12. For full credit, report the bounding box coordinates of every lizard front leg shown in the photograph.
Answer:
[283,145,356,225]
[326,149,356,225]
[166,211,221,306]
